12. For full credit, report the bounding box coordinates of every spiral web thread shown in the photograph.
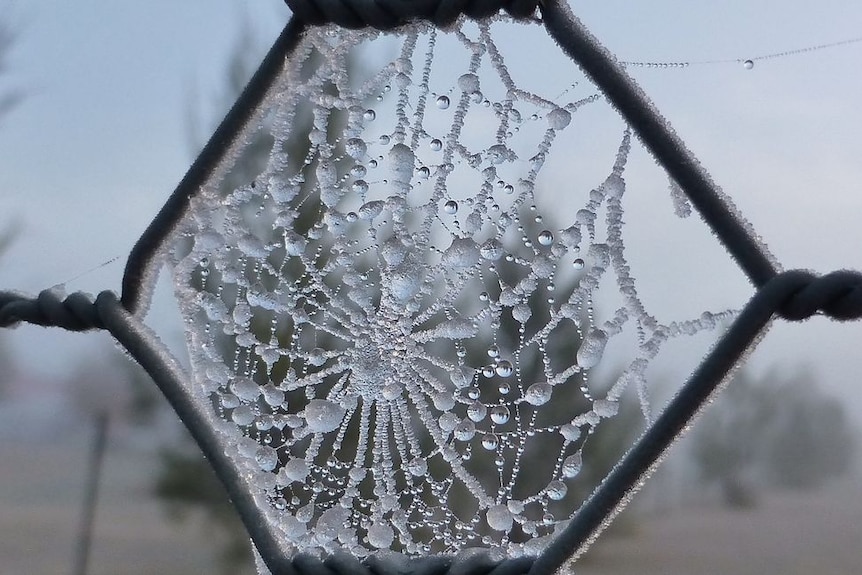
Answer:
[168,16,733,561]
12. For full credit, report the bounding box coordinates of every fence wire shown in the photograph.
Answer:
[3,0,862,574]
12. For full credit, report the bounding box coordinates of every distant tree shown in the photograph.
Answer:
[690,366,856,507]
[0,13,22,126]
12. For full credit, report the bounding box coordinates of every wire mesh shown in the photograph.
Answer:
[2,1,862,574]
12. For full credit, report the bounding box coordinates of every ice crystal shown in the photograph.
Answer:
[169,16,734,561]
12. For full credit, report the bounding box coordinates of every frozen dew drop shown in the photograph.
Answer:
[490,405,510,424]
[443,200,459,214]
[367,523,394,548]
[458,73,480,93]
[439,412,460,432]
[231,376,261,401]
[454,419,476,441]
[430,138,443,151]
[358,200,384,220]
[481,434,498,451]
[546,480,567,500]
[743,59,754,70]
[436,95,450,109]
[560,423,581,441]
[495,360,513,378]
[352,180,369,194]
[467,401,487,422]
[364,109,376,121]
[255,446,278,472]
[304,399,346,433]
[577,328,608,369]
[547,107,571,130]
[345,138,367,159]
[417,166,430,179]
[525,382,552,406]
[351,164,367,178]
[442,238,480,268]
[572,258,585,270]
[562,453,583,478]
[537,230,554,246]
[486,504,514,531]
[408,458,428,476]
[479,238,504,261]
[593,399,619,418]
[308,347,327,367]
[231,405,255,426]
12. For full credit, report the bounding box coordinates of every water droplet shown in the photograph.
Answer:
[363,109,376,121]
[482,365,496,378]
[525,382,552,406]
[538,230,554,246]
[495,360,513,378]
[498,382,510,395]
[490,405,510,424]
[572,258,585,270]
[436,95,450,109]
[562,453,583,478]
[417,166,430,178]
[481,434,498,450]
[351,164,367,178]
[443,200,458,214]
[546,480,567,500]
[379,134,391,145]
[743,59,754,70]
[487,345,500,358]
[430,138,443,151]
[304,399,345,433]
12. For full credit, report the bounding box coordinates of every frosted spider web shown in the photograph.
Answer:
[168,16,735,560]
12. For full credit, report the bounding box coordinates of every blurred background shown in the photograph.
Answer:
[1,1,861,573]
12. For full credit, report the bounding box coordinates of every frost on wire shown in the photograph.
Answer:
[168,17,731,560]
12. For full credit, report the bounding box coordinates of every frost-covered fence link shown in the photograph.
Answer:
[3,1,862,574]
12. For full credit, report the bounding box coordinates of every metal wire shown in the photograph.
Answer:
[3,1,862,574]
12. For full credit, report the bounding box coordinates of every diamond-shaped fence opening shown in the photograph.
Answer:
[3,1,862,574]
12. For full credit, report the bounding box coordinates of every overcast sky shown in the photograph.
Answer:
[2,1,862,420]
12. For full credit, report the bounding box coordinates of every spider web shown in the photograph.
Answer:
[168,16,734,560]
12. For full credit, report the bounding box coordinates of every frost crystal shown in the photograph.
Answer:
[169,16,734,562]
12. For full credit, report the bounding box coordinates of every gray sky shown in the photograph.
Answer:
[2,1,862,420]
